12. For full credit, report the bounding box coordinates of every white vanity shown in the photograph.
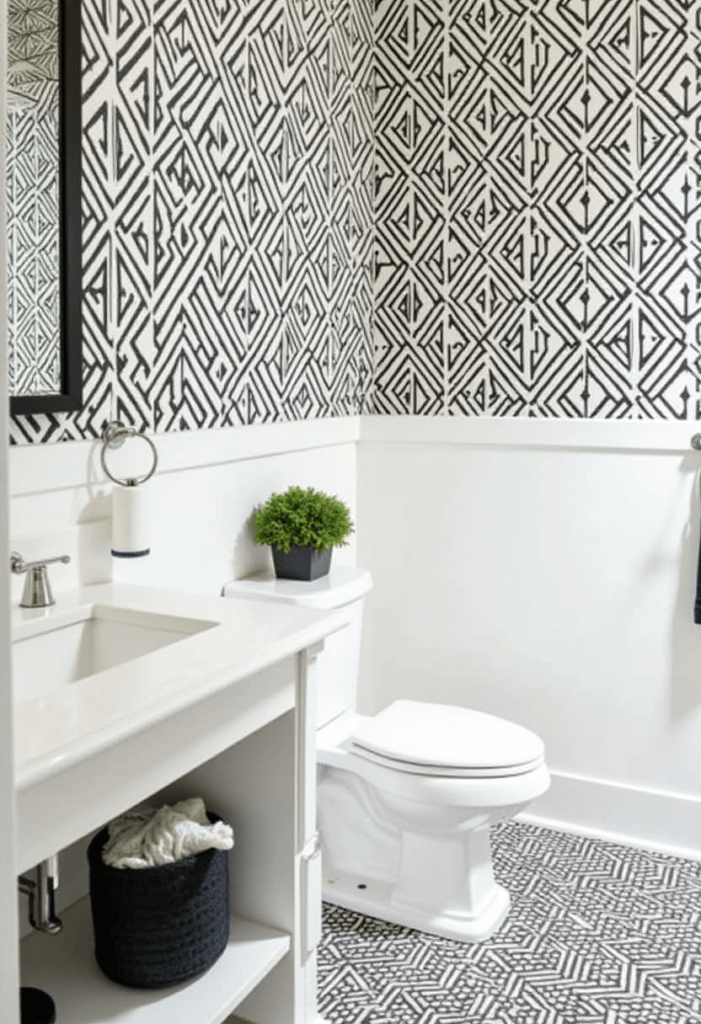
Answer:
[12,583,347,1024]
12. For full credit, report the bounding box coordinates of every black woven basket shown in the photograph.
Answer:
[87,813,230,988]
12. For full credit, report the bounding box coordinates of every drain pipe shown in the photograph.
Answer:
[19,855,63,935]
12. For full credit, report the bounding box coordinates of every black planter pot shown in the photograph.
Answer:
[272,545,332,581]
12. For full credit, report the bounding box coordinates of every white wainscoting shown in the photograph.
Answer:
[10,417,361,599]
[357,416,701,858]
[11,412,701,856]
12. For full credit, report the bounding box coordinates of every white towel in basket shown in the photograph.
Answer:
[102,797,234,869]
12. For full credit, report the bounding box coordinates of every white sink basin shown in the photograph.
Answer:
[13,582,348,873]
[13,604,216,701]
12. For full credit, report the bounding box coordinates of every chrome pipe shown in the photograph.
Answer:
[18,855,63,935]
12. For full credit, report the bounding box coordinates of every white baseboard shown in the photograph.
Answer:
[518,769,701,863]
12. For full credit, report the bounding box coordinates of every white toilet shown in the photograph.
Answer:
[225,566,549,943]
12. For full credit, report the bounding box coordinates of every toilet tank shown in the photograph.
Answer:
[222,566,373,727]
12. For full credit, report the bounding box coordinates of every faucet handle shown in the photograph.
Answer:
[10,551,71,608]
[10,551,71,574]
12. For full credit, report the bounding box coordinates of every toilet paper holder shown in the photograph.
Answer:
[100,421,159,487]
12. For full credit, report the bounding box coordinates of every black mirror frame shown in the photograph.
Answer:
[10,0,82,416]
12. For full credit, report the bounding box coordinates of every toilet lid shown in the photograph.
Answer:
[351,700,544,777]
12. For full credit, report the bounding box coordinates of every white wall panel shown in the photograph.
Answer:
[10,420,359,599]
[357,418,701,854]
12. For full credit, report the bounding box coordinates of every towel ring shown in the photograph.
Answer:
[100,421,158,487]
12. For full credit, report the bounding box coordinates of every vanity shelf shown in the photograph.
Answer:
[10,584,339,1023]
[20,896,290,1024]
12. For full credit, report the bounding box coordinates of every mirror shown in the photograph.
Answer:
[7,0,81,414]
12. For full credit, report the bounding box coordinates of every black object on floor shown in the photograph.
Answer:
[20,987,56,1024]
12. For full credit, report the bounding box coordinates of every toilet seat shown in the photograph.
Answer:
[350,700,545,778]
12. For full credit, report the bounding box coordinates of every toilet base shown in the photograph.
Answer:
[317,762,524,943]
[322,870,510,942]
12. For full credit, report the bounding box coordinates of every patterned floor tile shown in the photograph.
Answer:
[318,821,701,1024]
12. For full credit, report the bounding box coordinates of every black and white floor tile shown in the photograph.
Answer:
[317,820,701,1024]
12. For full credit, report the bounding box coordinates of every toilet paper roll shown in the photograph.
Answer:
[111,484,150,558]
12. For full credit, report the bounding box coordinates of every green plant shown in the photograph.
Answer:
[253,486,354,553]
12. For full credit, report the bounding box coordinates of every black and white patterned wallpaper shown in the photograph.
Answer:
[10,0,374,443]
[11,0,701,442]
[373,0,701,418]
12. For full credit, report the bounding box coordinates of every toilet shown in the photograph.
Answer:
[224,566,549,942]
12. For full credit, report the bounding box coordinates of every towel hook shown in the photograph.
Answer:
[100,421,158,487]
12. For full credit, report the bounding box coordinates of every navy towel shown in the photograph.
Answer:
[695,522,701,624]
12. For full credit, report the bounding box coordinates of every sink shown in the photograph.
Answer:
[13,604,217,701]
[12,582,349,873]
[12,582,351,1024]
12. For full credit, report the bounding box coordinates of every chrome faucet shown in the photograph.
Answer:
[10,551,71,608]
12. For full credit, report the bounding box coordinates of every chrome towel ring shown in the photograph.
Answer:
[100,421,159,487]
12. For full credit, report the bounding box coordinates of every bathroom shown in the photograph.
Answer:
[2,0,701,1022]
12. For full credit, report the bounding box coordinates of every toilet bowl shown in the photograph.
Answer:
[317,701,548,940]
[224,566,550,942]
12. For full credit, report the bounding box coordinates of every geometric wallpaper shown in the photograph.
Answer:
[10,0,375,443]
[373,0,701,418]
[10,0,701,441]
[6,0,61,400]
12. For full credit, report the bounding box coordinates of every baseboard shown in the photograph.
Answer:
[518,769,701,863]
[226,1014,328,1023]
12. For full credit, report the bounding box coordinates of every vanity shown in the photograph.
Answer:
[13,583,346,1024]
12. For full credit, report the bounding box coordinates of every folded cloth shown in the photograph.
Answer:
[102,797,234,869]
[695,522,701,624]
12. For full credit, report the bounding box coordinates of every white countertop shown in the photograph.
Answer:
[13,583,348,792]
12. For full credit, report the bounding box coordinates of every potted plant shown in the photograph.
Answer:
[253,485,354,581]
